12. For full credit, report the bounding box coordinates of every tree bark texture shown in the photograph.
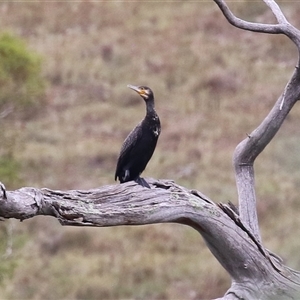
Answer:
[0,180,300,299]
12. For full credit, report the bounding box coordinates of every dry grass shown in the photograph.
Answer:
[0,1,299,299]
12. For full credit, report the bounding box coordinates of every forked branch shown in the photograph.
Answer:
[213,0,285,33]
[214,0,300,47]
[214,0,300,243]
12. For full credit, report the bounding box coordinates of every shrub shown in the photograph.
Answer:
[0,32,47,187]
[0,32,46,117]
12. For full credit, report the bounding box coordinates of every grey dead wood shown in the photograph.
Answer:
[0,179,300,299]
[1,0,300,299]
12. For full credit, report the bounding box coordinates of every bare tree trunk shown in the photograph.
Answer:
[1,0,300,299]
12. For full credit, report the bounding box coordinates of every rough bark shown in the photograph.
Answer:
[1,0,300,299]
[0,180,300,299]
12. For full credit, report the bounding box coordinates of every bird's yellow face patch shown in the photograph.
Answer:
[138,88,146,96]
[138,87,149,99]
[127,84,151,100]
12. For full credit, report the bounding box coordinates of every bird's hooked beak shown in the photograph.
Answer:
[127,84,145,97]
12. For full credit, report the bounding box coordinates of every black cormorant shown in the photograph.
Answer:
[115,85,161,188]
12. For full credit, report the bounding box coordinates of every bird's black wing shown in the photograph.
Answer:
[115,121,143,181]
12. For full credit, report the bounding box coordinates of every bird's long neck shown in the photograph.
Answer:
[145,98,157,118]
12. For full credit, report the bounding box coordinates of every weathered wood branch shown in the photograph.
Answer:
[0,179,300,299]
[214,0,300,244]
[213,0,300,47]
[213,0,286,34]
[233,66,300,242]
[263,0,288,24]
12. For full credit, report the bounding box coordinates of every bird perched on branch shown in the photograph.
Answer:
[115,85,161,188]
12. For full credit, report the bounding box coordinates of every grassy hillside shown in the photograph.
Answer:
[0,1,300,299]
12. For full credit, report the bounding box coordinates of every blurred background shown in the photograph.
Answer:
[0,1,299,299]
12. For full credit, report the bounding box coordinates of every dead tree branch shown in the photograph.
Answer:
[214,0,300,48]
[213,0,300,244]
[263,0,288,24]
[0,180,300,299]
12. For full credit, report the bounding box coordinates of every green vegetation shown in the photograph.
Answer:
[0,32,46,117]
[0,31,46,190]
[0,1,299,299]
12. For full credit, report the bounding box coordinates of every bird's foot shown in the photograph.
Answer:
[134,177,151,188]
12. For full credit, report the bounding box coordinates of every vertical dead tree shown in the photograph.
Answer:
[0,0,300,299]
